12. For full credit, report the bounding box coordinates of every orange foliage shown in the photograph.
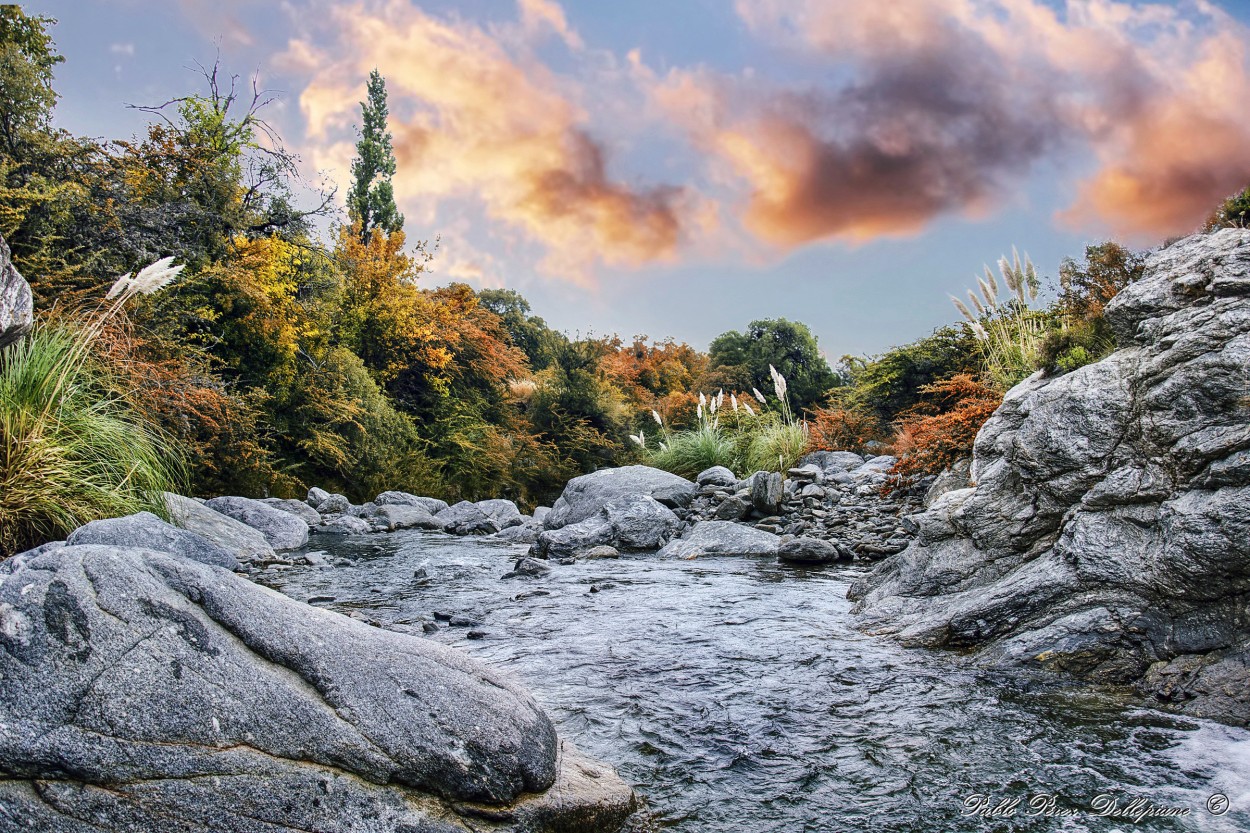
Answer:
[885,374,1003,491]
[599,335,708,420]
[807,405,887,454]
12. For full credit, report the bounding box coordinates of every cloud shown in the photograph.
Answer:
[109,43,135,57]
[284,0,696,281]
[517,0,584,50]
[645,0,1250,245]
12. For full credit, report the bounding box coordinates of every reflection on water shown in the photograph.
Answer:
[258,530,1250,833]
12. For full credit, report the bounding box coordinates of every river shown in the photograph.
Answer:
[256,529,1250,833]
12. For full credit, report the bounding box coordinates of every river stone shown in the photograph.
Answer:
[375,504,442,532]
[546,465,696,529]
[494,522,542,544]
[477,498,524,530]
[579,545,620,560]
[0,544,638,829]
[375,491,450,515]
[66,512,240,571]
[316,493,352,515]
[714,495,750,521]
[0,233,32,349]
[696,466,738,487]
[778,537,849,564]
[436,501,500,535]
[163,493,276,565]
[850,229,1250,727]
[532,506,551,523]
[801,450,864,472]
[531,516,615,560]
[204,496,310,551]
[658,521,780,559]
[260,497,322,526]
[749,470,783,514]
[602,496,680,550]
[505,557,552,578]
[306,486,331,507]
[313,514,373,535]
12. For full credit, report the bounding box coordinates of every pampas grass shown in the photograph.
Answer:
[951,249,1047,389]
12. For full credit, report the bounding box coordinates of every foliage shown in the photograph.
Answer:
[1205,185,1250,231]
[884,374,1003,491]
[478,288,566,371]
[951,249,1049,390]
[806,404,887,455]
[641,423,741,479]
[706,318,838,413]
[834,325,979,426]
[1057,241,1145,322]
[744,419,808,474]
[348,69,402,240]
[0,260,188,555]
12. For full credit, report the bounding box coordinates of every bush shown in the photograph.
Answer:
[807,404,887,454]
[1205,185,1250,231]
[884,374,1003,492]
[0,323,185,556]
[744,420,809,474]
[1037,319,1112,376]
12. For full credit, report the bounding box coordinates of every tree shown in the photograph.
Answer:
[348,69,402,241]
[705,318,838,413]
[1057,241,1145,321]
[0,8,61,157]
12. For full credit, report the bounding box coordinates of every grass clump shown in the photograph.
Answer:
[0,259,187,557]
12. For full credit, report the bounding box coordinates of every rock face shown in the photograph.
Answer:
[658,521,780,559]
[0,544,639,831]
[546,466,696,529]
[0,234,33,349]
[66,512,240,571]
[849,229,1250,727]
[163,493,277,565]
[204,496,310,551]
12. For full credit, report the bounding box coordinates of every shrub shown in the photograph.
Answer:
[1037,319,1113,376]
[744,419,809,474]
[0,323,185,555]
[807,404,887,454]
[884,374,1003,492]
[1205,185,1250,231]
[644,423,742,478]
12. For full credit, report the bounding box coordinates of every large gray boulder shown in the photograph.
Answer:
[204,496,310,551]
[436,501,500,535]
[67,512,239,571]
[850,229,1250,727]
[163,493,276,565]
[0,545,638,831]
[546,465,696,529]
[778,536,849,564]
[376,490,449,515]
[476,498,524,530]
[0,233,32,349]
[748,470,783,514]
[374,504,442,532]
[696,465,738,487]
[531,496,680,559]
[658,521,780,559]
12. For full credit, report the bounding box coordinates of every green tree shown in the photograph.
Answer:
[478,288,566,370]
[348,69,402,241]
[705,318,838,413]
[0,7,61,156]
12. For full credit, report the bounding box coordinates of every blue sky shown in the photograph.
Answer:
[25,0,1250,362]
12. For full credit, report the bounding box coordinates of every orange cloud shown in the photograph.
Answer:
[285,0,695,281]
[655,0,1250,245]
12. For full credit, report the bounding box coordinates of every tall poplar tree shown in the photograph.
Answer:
[348,69,403,241]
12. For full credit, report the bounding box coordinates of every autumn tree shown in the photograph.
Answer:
[348,69,402,241]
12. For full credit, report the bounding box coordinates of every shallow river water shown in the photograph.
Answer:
[257,529,1250,833]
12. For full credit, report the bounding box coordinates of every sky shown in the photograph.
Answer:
[24,0,1250,362]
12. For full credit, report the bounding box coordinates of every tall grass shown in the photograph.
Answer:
[0,259,187,556]
[951,249,1048,390]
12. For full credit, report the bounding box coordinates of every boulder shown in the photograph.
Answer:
[312,514,373,535]
[503,556,553,578]
[696,465,738,487]
[163,493,276,565]
[204,496,310,551]
[374,504,442,532]
[532,506,551,524]
[315,493,352,515]
[778,536,849,564]
[67,512,239,570]
[602,496,680,550]
[436,501,500,535]
[0,233,33,349]
[850,230,1250,727]
[579,545,620,560]
[714,496,750,520]
[476,498,525,530]
[0,544,638,831]
[375,491,450,515]
[532,516,615,560]
[658,521,780,559]
[749,470,783,514]
[800,450,864,472]
[923,457,973,508]
[260,497,322,526]
[546,465,696,529]
[494,522,543,544]
[306,486,331,507]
